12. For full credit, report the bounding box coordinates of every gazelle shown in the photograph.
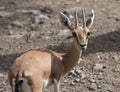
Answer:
[8,9,95,92]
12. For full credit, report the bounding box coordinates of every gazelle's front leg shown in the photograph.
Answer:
[53,79,60,92]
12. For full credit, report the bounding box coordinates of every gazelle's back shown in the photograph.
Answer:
[9,49,64,92]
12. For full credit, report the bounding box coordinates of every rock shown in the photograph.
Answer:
[40,5,53,14]
[0,73,3,77]
[75,69,81,74]
[115,18,120,21]
[65,7,82,12]
[70,80,75,86]
[0,48,3,51]
[0,11,14,17]
[63,79,67,83]
[76,0,80,2]
[9,0,17,4]
[87,83,97,91]
[11,21,24,28]
[0,87,8,92]
[112,56,119,61]
[68,70,76,77]
[107,87,113,92]
[9,34,24,39]
[89,78,96,83]
[0,88,4,92]
[58,29,71,37]
[35,15,49,24]
[74,78,80,82]
[62,89,68,92]
[80,72,86,79]
[97,85,102,89]
[0,7,5,10]
[16,10,39,15]
[69,14,74,19]
[93,63,104,71]
[96,53,102,59]
[98,73,103,80]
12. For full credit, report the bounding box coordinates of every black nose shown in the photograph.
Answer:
[80,44,86,48]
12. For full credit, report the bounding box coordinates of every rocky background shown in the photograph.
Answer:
[0,0,120,92]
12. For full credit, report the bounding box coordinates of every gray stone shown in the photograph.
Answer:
[97,85,102,89]
[11,21,24,28]
[70,81,75,86]
[40,5,53,14]
[87,83,97,91]
[89,78,96,83]
[0,7,5,10]
[35,15,49,24]
[98,73,103,80]
[112,56,119,61]
[0,11,13,17]
[94,63,104,71]
[80,72,86,79]
[75,69,81,74]
[63,79,67,83]
[16,9,39,15]
[74,78,80,82]
[107,87,113,92]
[0,73,3,77]
[69,70,76,76]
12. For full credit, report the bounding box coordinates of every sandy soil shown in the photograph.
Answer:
[0,0,120,92]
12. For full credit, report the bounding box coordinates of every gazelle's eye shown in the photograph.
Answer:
[87,32,91,36]
[72,32,77,37]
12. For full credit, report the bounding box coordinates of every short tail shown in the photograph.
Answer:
[14,79,23,92]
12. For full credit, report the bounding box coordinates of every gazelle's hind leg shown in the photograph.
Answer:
[20,78,32,92]
[29,76,43,92]
[32,88,42,92]
[11,78,32,92]
[31,82,43,92]
[53,79,60,92]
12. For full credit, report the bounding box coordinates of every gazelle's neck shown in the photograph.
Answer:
[62,38,82,75]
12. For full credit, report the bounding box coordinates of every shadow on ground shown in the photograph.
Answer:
[0,30,120,72]
[86,29,120,54]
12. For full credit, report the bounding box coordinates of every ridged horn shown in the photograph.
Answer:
[82,8,86,27]
[75,9,78,27]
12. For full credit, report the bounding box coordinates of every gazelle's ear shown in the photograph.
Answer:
[86,9,95,29]
[59,12,72,30]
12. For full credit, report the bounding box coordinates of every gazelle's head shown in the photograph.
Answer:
[59,9,95,50]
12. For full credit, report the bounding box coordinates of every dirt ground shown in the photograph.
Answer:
[0,0,120,92]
